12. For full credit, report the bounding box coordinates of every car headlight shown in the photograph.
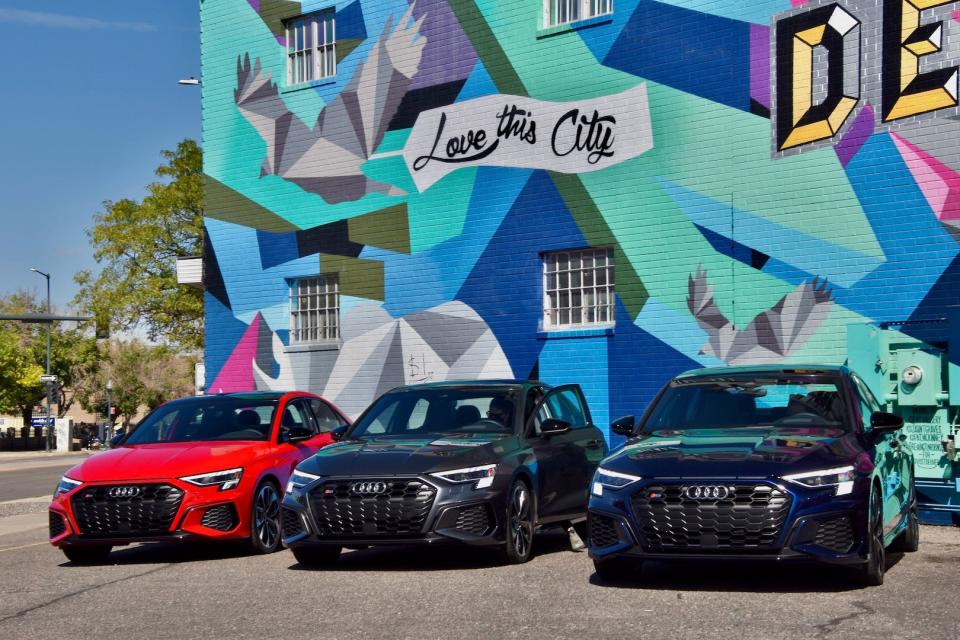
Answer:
[54,475,82,498]
[430,464,497,489]
[782,465,855,496]
[286,469,321,494]
[591,468,642,497]
[180,468,244,491]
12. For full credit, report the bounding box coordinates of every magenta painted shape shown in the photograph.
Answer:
[791,0,812,7]
[209,314,263,393]
[749,24,770,110]
[891,132,960,222]
[835,105,874,167]
[248,0,260,12]
[953,9,960,22]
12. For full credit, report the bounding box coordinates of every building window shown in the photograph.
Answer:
[543,248,614,328]
[285,10,336,86]
[290,275,339,343]
[544,0,613,28]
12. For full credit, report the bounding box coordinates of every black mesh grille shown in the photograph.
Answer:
[813,516,855,552]
[281,507,305,538]
[589,514,621,549]
[71,484,183,538]
[453,504,491,536]
[308,479,436,537]
[200,504,238,531]
[631,484,791,552]
[49,511,66,538]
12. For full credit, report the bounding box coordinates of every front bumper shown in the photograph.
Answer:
[282,475,506,548]
[587,478,870,565]
[48,478,251,547]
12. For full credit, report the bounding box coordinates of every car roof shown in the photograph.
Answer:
[387,379,546,393]
[675,364,849,379]
[166,391,290,404]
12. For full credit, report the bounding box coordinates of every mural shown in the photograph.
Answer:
[202,0,960,446]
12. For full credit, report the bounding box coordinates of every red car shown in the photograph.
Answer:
[49,391,348,563]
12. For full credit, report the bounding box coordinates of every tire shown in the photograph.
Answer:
[61,545,112,564]
[250,480,282,554]
[593,556,643,583]
[291,544,341,568]
[859,485,885,587]
[501,479,535,564]
[891,480,920,553]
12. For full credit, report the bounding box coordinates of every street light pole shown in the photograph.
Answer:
[106,379,113,448]
[30,268,52,453]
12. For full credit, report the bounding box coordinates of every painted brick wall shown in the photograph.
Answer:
[201,0,960,442]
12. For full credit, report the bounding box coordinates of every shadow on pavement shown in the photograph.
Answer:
[287,529,576,572]
[57,541,254,567]
[588,552,906,593]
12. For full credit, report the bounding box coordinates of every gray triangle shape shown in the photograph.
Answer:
[402,310,488,366]
[375,325,407,396]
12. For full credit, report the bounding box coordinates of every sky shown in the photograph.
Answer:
[0,1,201,312]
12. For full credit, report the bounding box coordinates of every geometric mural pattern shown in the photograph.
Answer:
[203,0,960,441]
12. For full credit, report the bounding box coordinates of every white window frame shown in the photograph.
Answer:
[542,248,615,329]
[284,9,336,87]
[543,0,613,28]
[289,274,340,343]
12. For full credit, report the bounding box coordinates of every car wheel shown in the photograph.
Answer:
[291,545,341,568]
[61,545,112,564]
[860,485,885,586]
[891,480,920,553]
[250,481,282,554]
[501,480,535,564]
[593,556,642,583]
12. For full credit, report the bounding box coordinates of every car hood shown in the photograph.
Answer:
[602,426,860,478]
[65,442,265,482]
[297,433,510,477]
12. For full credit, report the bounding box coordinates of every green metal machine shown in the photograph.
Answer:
[848,315,960,525]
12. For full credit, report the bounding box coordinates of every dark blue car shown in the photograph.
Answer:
[588,365,919,586]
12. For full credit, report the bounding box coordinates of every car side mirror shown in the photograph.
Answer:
[540,418,571,436]
[109,433,125,447]
[284,426,313,442]
[610,415,635,437]
[330,425,349,441]
[870,411,903,434]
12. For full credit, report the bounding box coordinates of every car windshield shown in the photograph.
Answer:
[641,378,849,432]
[349,388,519,438]
[123,397,278,444]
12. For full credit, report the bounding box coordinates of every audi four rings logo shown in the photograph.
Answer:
[107,486,141,498]
[684,485,730,500]
[351,481,389,495]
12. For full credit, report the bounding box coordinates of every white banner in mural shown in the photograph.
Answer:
[402,84,654,191]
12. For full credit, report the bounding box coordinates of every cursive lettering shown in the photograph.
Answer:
[413,112,500,171]
[551,109,616,164]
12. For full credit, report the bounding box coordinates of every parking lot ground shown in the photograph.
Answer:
[0,524,957,640]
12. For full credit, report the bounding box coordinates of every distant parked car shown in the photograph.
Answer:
[281,380,606,566]
[588,365,918,586]
[49,391,349,564]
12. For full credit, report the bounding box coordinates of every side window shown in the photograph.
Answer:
[280,400,316,436]
[309,399,347,432]
[851,375,881,430]
[533,386,588,434]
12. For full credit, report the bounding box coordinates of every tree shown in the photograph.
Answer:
[74,139,204,351]
[0,327,44,428]
[74,340,196,427]
[0,291,100,423]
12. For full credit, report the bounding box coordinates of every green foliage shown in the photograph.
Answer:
[0,291,100,419]
[0,327,44,420]
[74,340,196,424]
[75,139,204,351]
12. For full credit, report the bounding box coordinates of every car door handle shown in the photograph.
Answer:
[585,439,604,450]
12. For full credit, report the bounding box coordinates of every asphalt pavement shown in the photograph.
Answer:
[0,453,87,503]
[0,518,957,640]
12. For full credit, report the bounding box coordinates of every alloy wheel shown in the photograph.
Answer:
[509,482,533,560]
[254,483,281,552]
